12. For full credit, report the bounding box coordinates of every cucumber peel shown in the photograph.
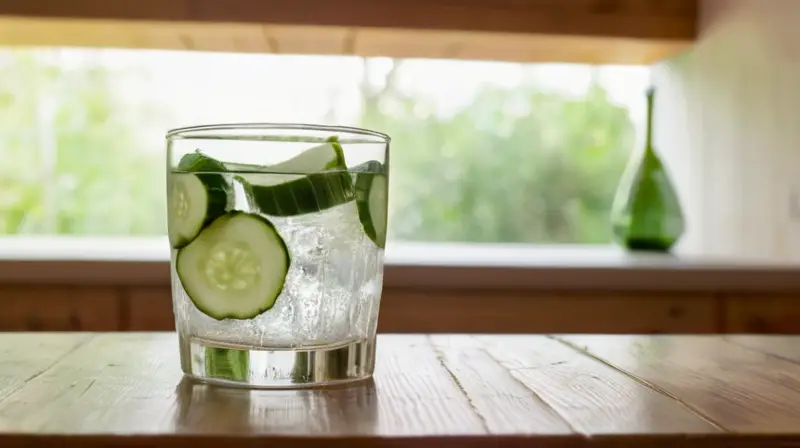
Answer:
[173,140,354,218]
[353,161,388,249]
[205,347,250,382]
[168,172,229,249]
[243,137,355,216]
[245,171,355,217]
[177,150,227,172]
[225,136,345,174]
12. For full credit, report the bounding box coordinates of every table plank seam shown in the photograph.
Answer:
[466,335,582,435]
[723,337,800,366]
[426,335,491,434]
[0,334,96,406]
[548,335,730,433]
[10,333,800,444]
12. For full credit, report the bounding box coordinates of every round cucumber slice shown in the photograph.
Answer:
[176,212,290,320]
[168,173,229,249]
[354,161,388,248]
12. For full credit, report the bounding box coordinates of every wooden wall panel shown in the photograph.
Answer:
[120,285,718,334]
[126,288,175,331]
[2,284,800,334]
[0,286,120,331]
[379,289,718,334]
[725,295,800,334]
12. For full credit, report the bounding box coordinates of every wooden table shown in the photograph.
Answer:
[2,333,800,447]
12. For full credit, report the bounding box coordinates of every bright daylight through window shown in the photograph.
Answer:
[0,48,650,255]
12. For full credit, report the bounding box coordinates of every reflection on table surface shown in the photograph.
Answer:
[172,377,378,435]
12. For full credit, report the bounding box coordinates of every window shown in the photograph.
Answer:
[0,47,649,248]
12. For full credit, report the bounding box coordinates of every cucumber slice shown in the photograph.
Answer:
[174,138,353,218]
[353,161,388,248]
[225,137,346,173]
[245,171,355,217]
[168,173,229,249]
[243,139,355,217]
[176,212,290,320]
[177,138,343,174]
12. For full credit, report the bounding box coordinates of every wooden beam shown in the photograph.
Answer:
[0,16,691,64]
[0,0,696,64]
[0,1,696,38]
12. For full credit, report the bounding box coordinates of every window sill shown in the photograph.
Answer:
[0,236,798,293]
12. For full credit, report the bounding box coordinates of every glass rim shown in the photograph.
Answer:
[166,123,390,143]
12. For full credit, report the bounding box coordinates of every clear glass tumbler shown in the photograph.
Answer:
[166,124,389,388]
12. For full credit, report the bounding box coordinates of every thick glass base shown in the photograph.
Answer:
[179,334,376,389]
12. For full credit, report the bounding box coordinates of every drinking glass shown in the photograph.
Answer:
[166,124,389,388]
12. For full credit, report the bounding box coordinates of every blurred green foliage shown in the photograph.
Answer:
[0,51,164,235]
[0,52,634,243]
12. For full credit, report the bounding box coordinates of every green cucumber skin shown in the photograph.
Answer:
[177,150,227,172]
[169,173,230,250]
[226,139,346,173]
[176,211,291,321]
[325,136,347,170]
[176,141,346,173]
[250,172,355,217]
[205,347,250,381]
[170,150,230,249]
[354,161,387,249]
[194,172,229,230]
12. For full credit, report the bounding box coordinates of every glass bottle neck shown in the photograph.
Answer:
[645,87,654,150]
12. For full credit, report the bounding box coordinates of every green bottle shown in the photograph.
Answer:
[611,87,685,252]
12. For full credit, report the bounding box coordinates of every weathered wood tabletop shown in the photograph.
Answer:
[2,333,800,447]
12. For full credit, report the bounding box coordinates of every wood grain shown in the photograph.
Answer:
[428,335,572,434]
[0,333,181,433]
[475,335,717,434]
[0,334,488,436]
[0,333,92,404]
[4,333,800,447]
[370,335,486,435]
[725,335,800,364]
[558,335,800,432]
